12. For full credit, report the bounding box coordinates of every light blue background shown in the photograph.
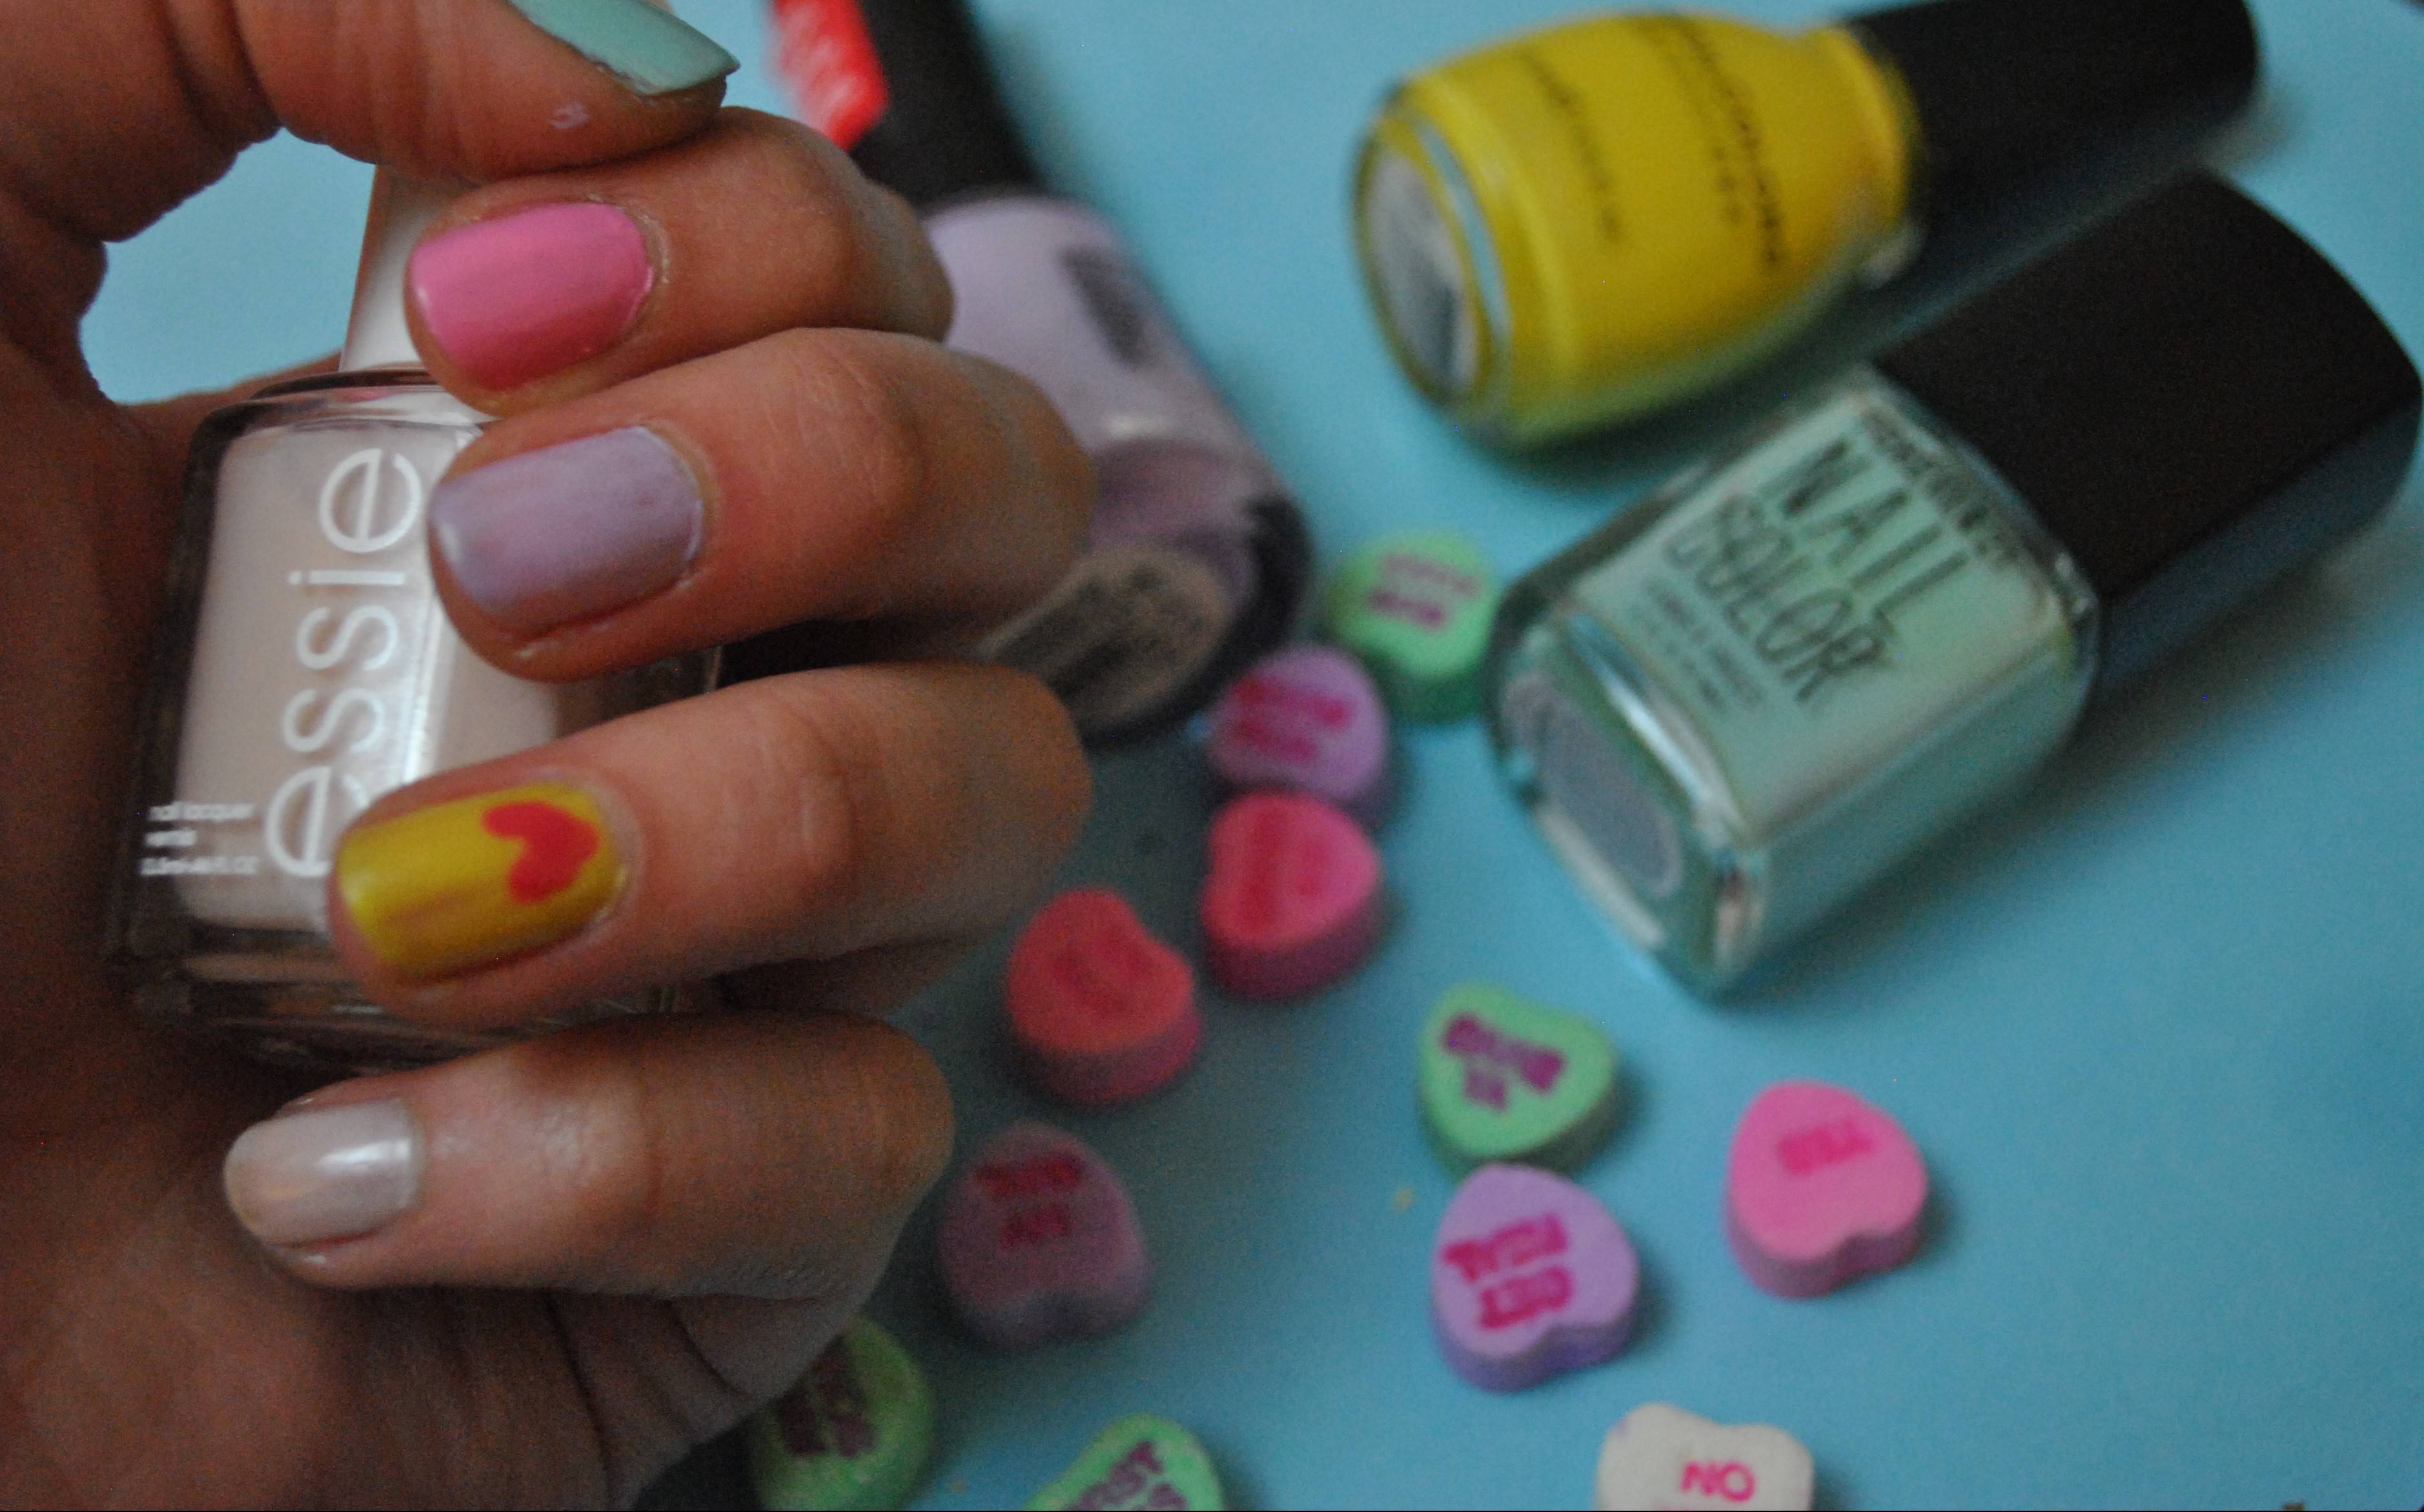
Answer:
[83,3,2424,1507]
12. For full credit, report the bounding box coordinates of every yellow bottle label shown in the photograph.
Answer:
[1356,13,1912,442]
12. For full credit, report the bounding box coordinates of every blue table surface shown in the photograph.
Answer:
[83,2,2424,1507]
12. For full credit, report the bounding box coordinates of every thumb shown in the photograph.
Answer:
[4,0,734,268]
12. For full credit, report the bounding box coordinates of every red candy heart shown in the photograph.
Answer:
[1007,889,1199,1106]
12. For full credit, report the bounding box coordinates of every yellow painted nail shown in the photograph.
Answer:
[337,781,624,980]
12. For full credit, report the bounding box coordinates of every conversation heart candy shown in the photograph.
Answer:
[940,1124,1148,1349]
[1024,1415,1225,1511]
[1725,1080,1926,1298]
[1321,529,1500,721]
[1432,1163,1638,1391]
[1008,889,1199,1106]
[1204,644,1392,824]
[748,1317,935,1511]
[1594,1403,1814,1511]
[1419,981,1620,1174]
[1199,791,1384,999]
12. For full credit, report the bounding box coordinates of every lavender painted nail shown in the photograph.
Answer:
[432,425,702,635]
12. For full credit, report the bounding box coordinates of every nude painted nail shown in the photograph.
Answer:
[224,1100,425,1248]
[410,202,655,389]
[433,427,704,636]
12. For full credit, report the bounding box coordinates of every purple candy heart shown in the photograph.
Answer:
[1205,644,1391,824]
[939,1123,1150,1350]
[1431,1164,1638,1391]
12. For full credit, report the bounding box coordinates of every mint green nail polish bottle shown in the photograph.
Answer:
[1488,176,2419,991]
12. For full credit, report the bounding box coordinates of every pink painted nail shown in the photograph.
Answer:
[1725,1080,1928,1298]
[409,202,654,389]
[1199,791,1383,1000]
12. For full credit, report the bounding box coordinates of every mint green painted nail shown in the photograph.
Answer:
[748,1318,935,1511]
[506,0,737,96]
[1419,981,1620,1174]
[1321,529,1501,722]
[1025,1416,1224,1511]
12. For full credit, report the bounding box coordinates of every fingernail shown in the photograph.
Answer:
[225,1100,424,1248]
[411,202,655,389]
[338,782,626,980]
[505,0,738,96]
[433,427,704,634]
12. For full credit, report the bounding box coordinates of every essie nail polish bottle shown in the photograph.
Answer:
[762,0,1310,745]
[108,172,715,1067]
[1488,176,2419,991]
[1355,0,2258,445]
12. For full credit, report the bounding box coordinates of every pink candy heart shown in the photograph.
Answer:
[1204,644,1392,823]
[939,1124,1149,1349]
[1431,1163,1638,1391]
[1006,889,1199,1107]
[1199,791,1384,999]
[1724,1080,1927,1298]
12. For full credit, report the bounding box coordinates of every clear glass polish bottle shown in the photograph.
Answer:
[1489,176,2421,991]
[108,172,715,1067]
[757,0,1310,745]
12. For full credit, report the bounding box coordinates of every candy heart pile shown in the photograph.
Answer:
[735,527,1941,1507]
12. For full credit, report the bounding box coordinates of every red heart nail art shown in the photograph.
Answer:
[482,800,601,903]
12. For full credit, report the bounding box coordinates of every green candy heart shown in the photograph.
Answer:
[1024,1415,1225,1511]
[1419,981,1620,1173]
[749,1318,935,1511]
[1321,530,1500,722]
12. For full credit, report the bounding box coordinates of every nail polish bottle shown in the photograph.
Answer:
[1355,0,2259,445]
[108,172,716,1067]
[1487,175,2419,991]
[763,0,1311,745]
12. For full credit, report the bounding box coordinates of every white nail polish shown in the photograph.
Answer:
[223,1100,425,1248]
[106,170,714,1069]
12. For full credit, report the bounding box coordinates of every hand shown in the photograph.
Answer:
[0,1,1091,1502]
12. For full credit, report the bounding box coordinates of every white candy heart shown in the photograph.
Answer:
[1594,1403,1813,1511]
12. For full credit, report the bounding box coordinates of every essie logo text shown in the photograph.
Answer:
[1440,1013,1566,1111]
[264,447,423,878]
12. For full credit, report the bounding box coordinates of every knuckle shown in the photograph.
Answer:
[732,680,893,936]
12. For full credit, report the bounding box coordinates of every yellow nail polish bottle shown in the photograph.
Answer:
[1354,0,2257,445]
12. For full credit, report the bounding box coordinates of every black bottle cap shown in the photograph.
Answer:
[844,0,1042,207]
[1851,0,2259,223]
[1874,173,2421,693]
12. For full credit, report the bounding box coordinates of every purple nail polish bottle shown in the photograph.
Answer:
[769,0,1310,745]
